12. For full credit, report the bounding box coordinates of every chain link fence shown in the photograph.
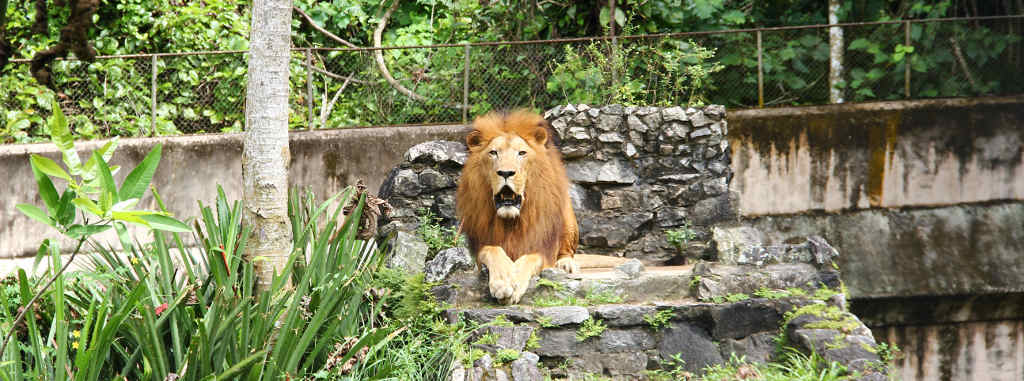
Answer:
[1,16,1021,140]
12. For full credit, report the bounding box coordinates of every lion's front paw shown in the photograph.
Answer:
[556,257,580,274]
[488,268,515,302]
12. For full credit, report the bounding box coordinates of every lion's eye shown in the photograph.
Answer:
[518,151,527,156]
[489,150,497,157]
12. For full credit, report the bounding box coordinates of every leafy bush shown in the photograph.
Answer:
[0,111,408,379]
[415,208,465,259]
[546,38,723,107]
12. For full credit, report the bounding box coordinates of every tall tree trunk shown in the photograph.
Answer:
[828,0,845,104]
[244,0,293,291]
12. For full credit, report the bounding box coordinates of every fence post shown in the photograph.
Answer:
[306,48,314,130]
[463,43,470,125]
[757,30,764,108]
[151,54,157,136]
[904,21,911,98]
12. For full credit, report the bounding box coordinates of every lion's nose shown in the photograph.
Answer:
[497,170,516,179]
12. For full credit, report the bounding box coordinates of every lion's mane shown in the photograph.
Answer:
[455,110,571,268]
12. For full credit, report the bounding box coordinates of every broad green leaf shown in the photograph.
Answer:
[29,155,72,182]
[66,224,113,239]
[112,198,140,211]
[48,105,82,176]
[93,151,119,211]
[56,189,77,226]
[16,204,55,228]
[848,38,871,51]
[81,138,120,178]
[72,197,105,217]
[119,144,162,201]
[139,214,192,233]
[111,210,157,226]
[29,157,61,215]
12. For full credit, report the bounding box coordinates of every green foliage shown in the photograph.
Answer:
[783,303,861,334]
[873,342,901,364]
[532,286,624,307]
[494,348,521,365]
[711,293,750,304]
[646,353,689,381]
[666,222,697,253]
[546,38,723,107]
[702,350,853,381]
[472,333,499,346]
[536,316,555,328]
[643,309,675,332]
[2,154,400,379]
[416,208,465,259]
[14,104,189,253]
[536,277,566,292]
[524,331,540,351]
[575,318,607,342]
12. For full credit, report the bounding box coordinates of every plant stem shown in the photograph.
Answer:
[0,236,88,357]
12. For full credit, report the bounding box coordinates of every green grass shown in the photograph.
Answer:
[701,350,853,381]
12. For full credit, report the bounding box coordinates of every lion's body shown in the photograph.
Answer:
[456,111,576,269]
[455,110,610,304]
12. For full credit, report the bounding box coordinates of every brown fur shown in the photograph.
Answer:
[456,109,574,270]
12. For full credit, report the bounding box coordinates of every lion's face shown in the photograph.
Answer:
[481,134,535,219]
[463,112,551,221]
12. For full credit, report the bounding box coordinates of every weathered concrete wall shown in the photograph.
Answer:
[746,202,1024,299]
[852,294,1024,381]
[729,96,1024,216]
[0,125,467,259]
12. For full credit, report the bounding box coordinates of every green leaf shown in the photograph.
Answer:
[72,197,105,217]
[848,38,870,51]
[66,224,113,239]
[29,156,61,215]
[56,189,77,226]
[82,138,120,178]
[721,10,746,25]
[48,105,82,177]
[16,204,56,228]
[139,214,192,233]
[93,151,119,211]
[119,144,162,201]
[30,155,72,182]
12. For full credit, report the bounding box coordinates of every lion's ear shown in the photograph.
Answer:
[466,130,484,150]
[531,126,548,147]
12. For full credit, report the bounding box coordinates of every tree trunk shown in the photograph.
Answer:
[828,0,844,104]
[244,0,293,291]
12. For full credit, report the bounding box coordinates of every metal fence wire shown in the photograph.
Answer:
[1,16,1021,139]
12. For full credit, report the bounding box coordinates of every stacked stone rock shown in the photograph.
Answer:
[379,104,736,265]
[378,140,467,234]
[448,298,885,380]
[546,104,734,263]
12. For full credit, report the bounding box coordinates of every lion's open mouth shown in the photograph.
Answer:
[494,186,523,211]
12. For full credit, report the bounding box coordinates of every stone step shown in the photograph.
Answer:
[435,260,840,309]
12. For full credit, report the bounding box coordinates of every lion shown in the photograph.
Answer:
[456,110,627,304]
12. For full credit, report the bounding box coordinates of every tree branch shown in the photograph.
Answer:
[292,6,357,48]
[949,36,980,91]
[372,0,430,103]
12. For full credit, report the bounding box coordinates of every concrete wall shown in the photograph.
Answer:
[0,125,468,259]
[729,96,1024,215]
[853,294,1024,381]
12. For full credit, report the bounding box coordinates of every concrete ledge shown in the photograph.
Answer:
[730,95,1024,215]
[0,124,469,259]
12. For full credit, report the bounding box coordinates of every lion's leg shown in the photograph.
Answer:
[477,245,517,302]
[506,253,544,304]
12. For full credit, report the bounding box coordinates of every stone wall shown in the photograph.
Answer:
[379,104,737,264]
